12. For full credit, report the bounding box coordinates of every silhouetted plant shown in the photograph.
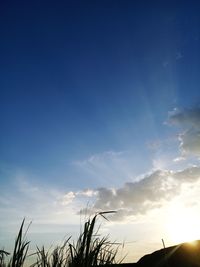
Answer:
[66,211,119,267]
[1,211,122,267]
[0,219,30,267]
[0,250,10,267]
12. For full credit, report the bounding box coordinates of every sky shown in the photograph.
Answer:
[1,0,200,262]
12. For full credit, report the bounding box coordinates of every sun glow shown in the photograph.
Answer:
[165,202,200,244]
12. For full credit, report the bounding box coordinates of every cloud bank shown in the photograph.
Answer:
[2,162,200,226]
[79,166,200,220]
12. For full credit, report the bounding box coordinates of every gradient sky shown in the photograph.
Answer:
[1,0,200,262]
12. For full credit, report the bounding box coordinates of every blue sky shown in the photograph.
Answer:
[1,0,200,262]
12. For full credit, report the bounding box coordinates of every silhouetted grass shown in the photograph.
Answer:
[0,219,30,267]
[0,212,121,267]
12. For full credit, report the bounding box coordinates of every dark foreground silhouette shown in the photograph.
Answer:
[113,240,200,267]
[3,217,200,267]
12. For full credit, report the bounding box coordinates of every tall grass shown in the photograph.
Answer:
[66,211,119,267]
[0,212,121,267]
[0,250,10,267]
[0,219,29,267]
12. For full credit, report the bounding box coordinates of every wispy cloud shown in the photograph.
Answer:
[0,174,80,228]
[72,150,141,187]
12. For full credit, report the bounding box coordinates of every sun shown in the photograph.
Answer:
[165,203,200,244]
[166,214,198,244]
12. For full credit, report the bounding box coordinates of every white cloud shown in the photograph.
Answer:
[168,107,200,156]
[173,156,185,162]
[76,189,97,197]
[61,192,76,205]
[78,166,200,221]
